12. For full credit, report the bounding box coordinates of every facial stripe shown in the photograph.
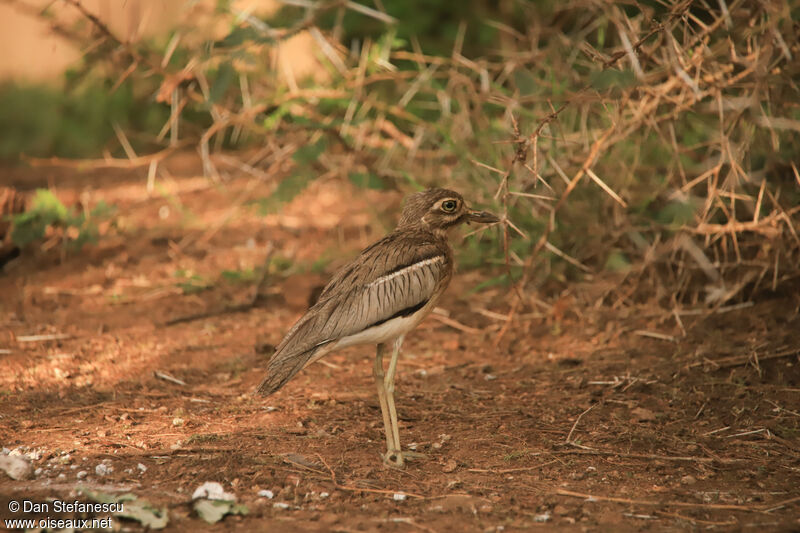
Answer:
[441,213,468,228]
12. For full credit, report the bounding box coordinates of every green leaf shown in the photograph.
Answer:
[513,69,538,95]
[589,69,636,91]
[604,250,631,272]
[255,166,316,214]
[348,172,385,190]
[10,189,69,246]
[221,268,255,283]
[209,62,236,103]
[90,200,116,218]
[468,274,509,293]
[656,200,696,228]
[249,137,326,214]
[219,26,261,47]
[291,138,327,164]
[80,490,168,529]
[29,189,69,219]
[194,500,249,524]
[119,499,170,529]
[263,103,291,131]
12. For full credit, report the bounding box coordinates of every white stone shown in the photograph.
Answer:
[192,481,236,502]
[0,455,31,480]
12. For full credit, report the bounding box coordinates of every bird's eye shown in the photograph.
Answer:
[441,200,458,213]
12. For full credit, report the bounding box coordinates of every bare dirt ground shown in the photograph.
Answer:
[1,158,799,532]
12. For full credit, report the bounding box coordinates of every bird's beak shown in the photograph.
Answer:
[466,209,500,224]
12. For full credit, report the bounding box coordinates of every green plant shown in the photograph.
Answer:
[173,269,212,294]
[10,189,115,250]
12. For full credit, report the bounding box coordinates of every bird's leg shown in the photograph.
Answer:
[373,343,396,457]
[383,335,425,467]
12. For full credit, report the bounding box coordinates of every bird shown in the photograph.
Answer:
[256,187,498,466]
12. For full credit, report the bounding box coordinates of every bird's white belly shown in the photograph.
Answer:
[333,304,431,350]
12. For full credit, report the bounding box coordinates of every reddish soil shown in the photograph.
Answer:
[1,157,799,532]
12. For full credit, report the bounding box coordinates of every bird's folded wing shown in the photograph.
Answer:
[280,239,447,357]
[258,239,448,395]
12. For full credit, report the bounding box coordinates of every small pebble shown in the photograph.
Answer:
[192,481,235,501]
[393,493,407,501]
[137,463,148,473]
[0,455,32,480]
[533,512,551,523]
[442,459,458,473]
[95,463,113,476]
[681,475,697,485]
[77,470,88,479]
[258,489,274,499]
[273,502,290,510]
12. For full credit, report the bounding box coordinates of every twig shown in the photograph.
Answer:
[165,243,275,326]
[558,447,743,464]
[633,330,677,343]
[315,453,425,499]
[154,370,186,386]
[555,489,798,513]
[16,333,71,343]
[467,459,559,473]
[689,347,799,370]
[565,404,596,444]
[22,144,188,169]
[429,314,482,334]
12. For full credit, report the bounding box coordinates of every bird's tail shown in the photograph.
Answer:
[255,347,317,397]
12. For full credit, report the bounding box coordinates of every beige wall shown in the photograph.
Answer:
[0,1,323,84]
[0,0,188,81]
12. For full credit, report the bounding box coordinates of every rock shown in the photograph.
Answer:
[192,481,236,502]
[553,504,569,516]
[442,459,458,473]
[681,475,697,485]
[95,463,113,476]
[258,489,274,499]
[0,455,31,480]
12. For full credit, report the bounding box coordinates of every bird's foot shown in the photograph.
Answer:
[383,449,426,467]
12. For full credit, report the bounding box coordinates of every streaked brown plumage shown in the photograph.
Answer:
[256,187,498,465]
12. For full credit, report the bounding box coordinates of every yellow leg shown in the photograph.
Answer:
[382,335,425,467]
[384,336,404,465]
[373,343,396,456]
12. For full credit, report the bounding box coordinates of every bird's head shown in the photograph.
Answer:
[398,188,499,233]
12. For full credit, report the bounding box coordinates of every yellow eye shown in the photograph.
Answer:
[442,199,458,212]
